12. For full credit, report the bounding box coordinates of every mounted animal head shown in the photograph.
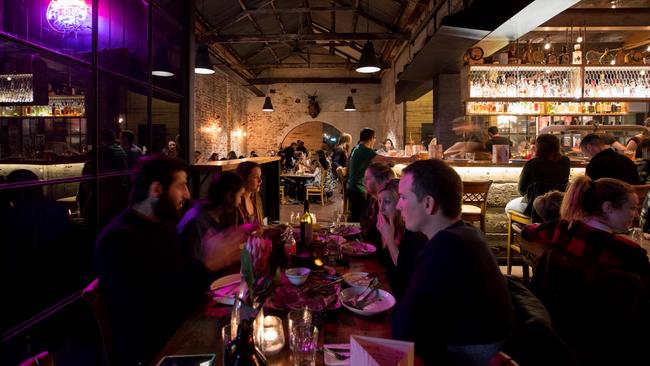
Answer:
[305,90,320,118]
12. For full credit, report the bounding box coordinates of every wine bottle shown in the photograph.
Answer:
[224,319,267,366]
[298,200,313,258]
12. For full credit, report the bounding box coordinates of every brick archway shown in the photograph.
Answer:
[281,121,342,150]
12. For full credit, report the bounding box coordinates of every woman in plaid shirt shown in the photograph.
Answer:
[522,176,650,365]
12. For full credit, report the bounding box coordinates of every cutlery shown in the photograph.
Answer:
[324,348,350,360]
[350,278,379,307]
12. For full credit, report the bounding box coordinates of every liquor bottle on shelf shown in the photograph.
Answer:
[560,45,571,64]
[572,44,582,65]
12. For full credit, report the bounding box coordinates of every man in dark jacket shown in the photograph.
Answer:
[95,155,197,366]
[580,133,639,185]
[392,159,514,365]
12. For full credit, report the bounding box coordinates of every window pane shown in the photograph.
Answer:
[98,0,149,81]
[153,0,184,24]
[0,40,91,182]
[0,0,93,62]
[152,8,182,94]
[0,180,96,333]
[151,92,181,159]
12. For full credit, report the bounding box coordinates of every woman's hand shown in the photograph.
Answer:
[376,214,395,248]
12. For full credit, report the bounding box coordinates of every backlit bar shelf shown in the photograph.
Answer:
[0,95,85,117]
[466,101,629,116]
[584,66,650,99]
[468,65,582,99]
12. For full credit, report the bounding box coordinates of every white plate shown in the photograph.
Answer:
[339,287,395,316]
[210,273,241,305]
[342,272,372,289]
[341,242,376,257]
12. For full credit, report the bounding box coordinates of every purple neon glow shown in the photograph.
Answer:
[46,0,90,33]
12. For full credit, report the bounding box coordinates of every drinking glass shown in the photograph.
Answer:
[221,324,234,364]
[291,324,318,366]
[465,152,475,161]
[288,307,312,352]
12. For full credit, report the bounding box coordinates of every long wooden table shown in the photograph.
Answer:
[151,258,393,366]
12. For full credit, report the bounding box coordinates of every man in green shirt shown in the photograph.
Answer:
[346,128,413,221]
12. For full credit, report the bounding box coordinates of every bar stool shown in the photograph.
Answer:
[461,180,493,233]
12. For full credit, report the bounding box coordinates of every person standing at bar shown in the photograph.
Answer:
[392,159,513,365]
[119,130,143,170]
[237,161,264,225]
[332,133,352,177]
[346,128,413,222]
[95,155,195,366]
[485,126,513,154]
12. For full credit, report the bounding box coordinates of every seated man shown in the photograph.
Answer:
[95,155,198,365]
[580,133,639,185]
[392,159,514,365]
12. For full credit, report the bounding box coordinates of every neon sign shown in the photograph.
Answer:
[46,0,90,33]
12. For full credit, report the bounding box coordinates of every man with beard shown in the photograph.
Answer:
[95,154,193,366]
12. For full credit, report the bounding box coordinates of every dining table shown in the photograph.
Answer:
[150,254,411,366]
[281,172,316,202]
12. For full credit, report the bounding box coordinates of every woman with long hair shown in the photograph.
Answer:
[523,175,650,365]
[177,171,255,277]
[237,161,264,225]
[505,134,570,215]
[361,162,396,247]
[332,133,352,175]
[375,179,427,300]
[376,138,395,154]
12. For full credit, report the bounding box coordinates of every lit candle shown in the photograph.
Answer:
[260,316,284,355]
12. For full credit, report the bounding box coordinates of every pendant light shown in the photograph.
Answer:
[262,89,275,112]
[152,45,174,77]
[356,0,380,73]
[195,43,215,74]
[344,89,356,111]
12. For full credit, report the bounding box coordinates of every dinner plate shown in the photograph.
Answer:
[210,273,241,305]
[509,159,527,163]
[342,272,372,289]
[341,242,376,257]
[339,287,395,316]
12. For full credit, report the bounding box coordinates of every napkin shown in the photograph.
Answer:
[350,335,414,366]
[324,343,350,366]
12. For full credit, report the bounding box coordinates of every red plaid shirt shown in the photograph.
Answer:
[522,219,650,288]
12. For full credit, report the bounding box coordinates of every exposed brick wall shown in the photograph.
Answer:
[193,69,254,160]
[245,83,382,155]
[380,69,404,148]
[282,121,325,153]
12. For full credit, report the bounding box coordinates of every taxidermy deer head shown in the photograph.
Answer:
[305,90,320,118]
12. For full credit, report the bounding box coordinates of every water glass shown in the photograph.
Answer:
[221,324,234,364]
[288,307,312,351]
[291,324,318,366]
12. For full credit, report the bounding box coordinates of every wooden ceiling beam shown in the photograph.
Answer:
[237,0,281,64]
[251,77,380,84]
[245,62,354,69]
[352,0,360,33]
[206,32,409,43]
[540,8,650,28]
[330,0,400,33]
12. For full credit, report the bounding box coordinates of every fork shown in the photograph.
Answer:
[349,278,379,307]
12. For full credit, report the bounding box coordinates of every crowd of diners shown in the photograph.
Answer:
[93,126,650,366]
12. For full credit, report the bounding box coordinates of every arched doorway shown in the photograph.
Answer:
[281,121,342,151]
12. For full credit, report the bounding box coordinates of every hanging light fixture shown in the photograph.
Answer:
[356,41,381,73]
[152,45,174,77]
[195,43,215,74]
[344,89,357,111]
[356,0,380,73]
[262,89,275,112]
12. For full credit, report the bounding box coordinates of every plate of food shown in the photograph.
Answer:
[341,241,376,257]
[342,272,373,289]
[339,287,395,316]
[210,273,241,305]
[265,271,341,311]
[333,225,361,238]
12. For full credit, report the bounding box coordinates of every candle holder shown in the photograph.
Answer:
[254,315,285,356]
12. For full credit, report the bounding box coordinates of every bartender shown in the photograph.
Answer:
[485,126,513,153]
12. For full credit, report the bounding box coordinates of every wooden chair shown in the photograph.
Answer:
[81,279,114,366]
[279,186,286,204]
[306,168,327,206]
[512,222,549,284]
[338,167,349,215]
[461,180,493,233]
[507,210,532,279]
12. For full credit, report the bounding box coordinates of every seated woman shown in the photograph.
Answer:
[177,171,256,286]
[505,134,570,217]
[375,179,427,300]
[237,161,265,225]
[360,162,396,247]
[625,117,650,158]
[522,176,650,365]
